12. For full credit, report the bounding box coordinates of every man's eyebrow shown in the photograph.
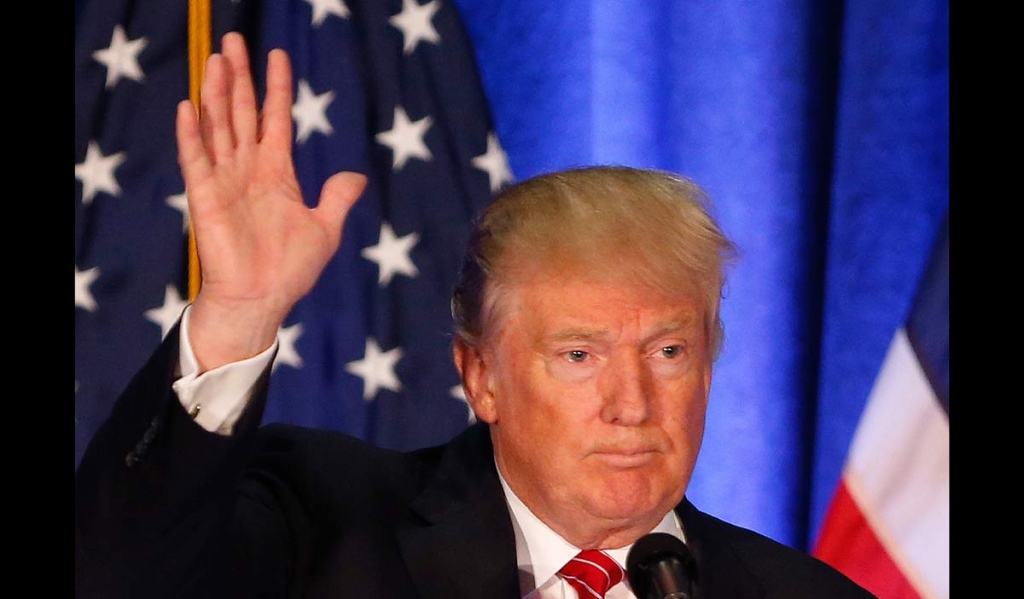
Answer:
[544,328,611,343]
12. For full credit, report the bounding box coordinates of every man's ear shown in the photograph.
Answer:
[452,336,498,423]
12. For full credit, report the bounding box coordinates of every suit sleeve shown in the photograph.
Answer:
[74,321,286,599]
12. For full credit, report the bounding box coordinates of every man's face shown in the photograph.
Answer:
[458,268,713,548]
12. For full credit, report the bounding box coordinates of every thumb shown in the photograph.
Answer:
[315,171,368,243]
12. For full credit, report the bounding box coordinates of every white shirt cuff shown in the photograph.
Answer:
[172,305,278,435]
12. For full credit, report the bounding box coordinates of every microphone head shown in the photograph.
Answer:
[626,532,698,599]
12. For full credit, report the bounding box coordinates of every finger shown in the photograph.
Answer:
[176,99,212,188]
[199,52,237,164]
[315,172,368,248]
[221,32,258,148]
[259,48,295,153]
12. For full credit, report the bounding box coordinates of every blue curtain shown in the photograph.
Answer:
[453,0,948,550]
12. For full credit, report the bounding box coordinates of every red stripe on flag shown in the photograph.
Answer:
[814,481,922,599]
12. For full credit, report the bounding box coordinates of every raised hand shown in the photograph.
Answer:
[175,32,367,372]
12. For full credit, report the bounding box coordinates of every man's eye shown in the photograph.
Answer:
[565,350,589,363]
[660,345,683,358]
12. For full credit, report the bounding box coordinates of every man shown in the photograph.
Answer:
[74,32,874,599]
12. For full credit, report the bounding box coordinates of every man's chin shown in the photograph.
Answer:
[587,487,664,523]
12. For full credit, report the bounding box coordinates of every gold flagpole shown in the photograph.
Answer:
[187,0,212,301]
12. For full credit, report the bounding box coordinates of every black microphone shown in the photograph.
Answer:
[626,532,698,599]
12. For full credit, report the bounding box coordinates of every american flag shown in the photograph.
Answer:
[74,0,511,468]
[813,213,949,598]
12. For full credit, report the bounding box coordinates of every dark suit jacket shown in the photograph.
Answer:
[75,324,875,599]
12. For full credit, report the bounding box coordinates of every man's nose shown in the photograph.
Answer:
[599,352,653,425]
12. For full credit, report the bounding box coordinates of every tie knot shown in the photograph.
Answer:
[558,550,625,598]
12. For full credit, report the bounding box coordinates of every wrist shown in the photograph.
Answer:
[188,294,287,373]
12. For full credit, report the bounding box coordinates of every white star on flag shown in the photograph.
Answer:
[472,133,513,192]
[166,191,190,233]
[76,141,126,204]
[303,0,350,26]
[346,338,403,400]
[144,285,189,339]
[389,0,442,54]
[273,323,305,371]
[361,222,420,285]
[292,79,336,143]
[450,384,476,424]
[375,106,433,170]
[92,25,148,88]
[75,266,100,312]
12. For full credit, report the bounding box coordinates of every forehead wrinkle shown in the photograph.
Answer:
[640,313,703,344]
[653,312,701,333]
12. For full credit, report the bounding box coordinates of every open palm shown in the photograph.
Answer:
[175,32,366,370]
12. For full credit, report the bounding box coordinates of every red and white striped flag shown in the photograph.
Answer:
[813,217,949,599]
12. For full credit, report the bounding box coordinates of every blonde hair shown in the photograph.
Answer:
[451,165,737,357]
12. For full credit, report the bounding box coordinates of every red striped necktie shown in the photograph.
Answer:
[558,550,626,598]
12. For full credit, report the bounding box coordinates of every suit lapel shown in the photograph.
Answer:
[397,424,520,599]
[675,499,766,599]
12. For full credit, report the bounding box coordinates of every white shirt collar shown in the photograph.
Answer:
[497,465,686,596]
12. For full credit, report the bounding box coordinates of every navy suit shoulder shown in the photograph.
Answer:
[247,421,436,506]
[677,500,877,598]
[243,420,498,534]
[223,420,520,599]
